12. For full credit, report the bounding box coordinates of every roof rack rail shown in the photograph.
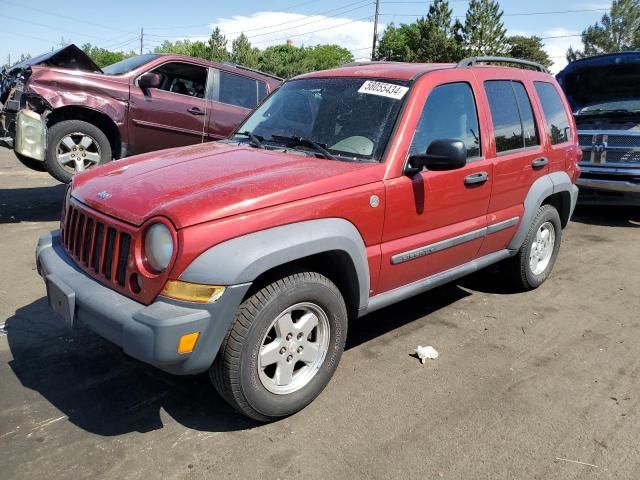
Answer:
[219,61,283,81]
[457,56,549,73]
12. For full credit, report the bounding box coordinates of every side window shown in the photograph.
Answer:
[534,81,572,145]
[218,70,263,109]
[409,82,481,158]
[149,62,207,98]
[485,80,541,153]
[512,82,540,148]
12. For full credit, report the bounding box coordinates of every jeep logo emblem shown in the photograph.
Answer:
[96,191,111,199]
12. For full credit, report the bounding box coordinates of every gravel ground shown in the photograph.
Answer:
[1,148,639,479]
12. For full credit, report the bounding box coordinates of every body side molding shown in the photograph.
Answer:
[364,249,512,316]
[180,218,370,311]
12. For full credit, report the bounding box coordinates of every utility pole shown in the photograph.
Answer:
[7,53,10,68]
[140,27,144,55]
[371,0,380,60]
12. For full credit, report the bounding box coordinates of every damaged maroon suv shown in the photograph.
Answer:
[0,44,282,183]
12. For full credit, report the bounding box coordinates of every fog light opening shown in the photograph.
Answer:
[129,273,142,294]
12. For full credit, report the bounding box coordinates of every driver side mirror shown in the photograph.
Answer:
[138,72,161,89]
[406,139,467,175]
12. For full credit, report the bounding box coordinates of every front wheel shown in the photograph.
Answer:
[44,120,112,183]
[507,204,562,290]
[210,272,348,422]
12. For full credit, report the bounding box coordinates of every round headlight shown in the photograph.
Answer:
[144,223,174,272]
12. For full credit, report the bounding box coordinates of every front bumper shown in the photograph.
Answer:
[576,164,640,205]
[36,231,251,375]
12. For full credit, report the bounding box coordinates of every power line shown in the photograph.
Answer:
[145,0,373,40]
[380,8,609,18]
[0,0,134,35]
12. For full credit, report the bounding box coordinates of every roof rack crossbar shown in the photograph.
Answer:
[457,56,549,73]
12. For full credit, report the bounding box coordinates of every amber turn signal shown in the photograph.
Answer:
[161,280,225,303]
[178,332,200,354]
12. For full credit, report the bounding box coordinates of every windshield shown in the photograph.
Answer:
[234,77,410,161]
[577,99,640,114]
[102,54,161,75]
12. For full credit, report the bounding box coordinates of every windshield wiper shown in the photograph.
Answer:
[270,135,337,160]
[236,131,265,149]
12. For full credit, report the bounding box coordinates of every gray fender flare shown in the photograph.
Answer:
[180,218,370,311]
[508,171,578,251]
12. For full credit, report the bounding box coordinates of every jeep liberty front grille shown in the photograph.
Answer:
[62,203,132,287]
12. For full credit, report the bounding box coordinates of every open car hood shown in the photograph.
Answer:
[557,51,640,113]
[6,44,102,75]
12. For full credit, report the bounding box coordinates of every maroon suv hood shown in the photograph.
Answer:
[71,142,383,228]
[9,44,102,75]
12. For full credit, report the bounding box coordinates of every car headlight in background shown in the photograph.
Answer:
[15,109,46,161]
[144,223,174,272]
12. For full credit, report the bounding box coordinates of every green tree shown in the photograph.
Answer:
[207,27,230,62]
[154,39,209,59]
[231,33,259,68]
[375,22,419,61]
[258,44,305,78]
[569,0,640,59]
[507,35,552,69]
[413,0,464,62]
[462,0,508,56]
[303,44,353,71]
[81,43,135,68]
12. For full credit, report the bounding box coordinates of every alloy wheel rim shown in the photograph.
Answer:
[258,302,330,395]
[529,221,555,275]
[55,133,101,174]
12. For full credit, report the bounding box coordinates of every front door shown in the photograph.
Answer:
[378,77,493,293]
[128,61,208,154]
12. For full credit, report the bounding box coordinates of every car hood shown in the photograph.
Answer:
[1,44,102,104]
[557,52,640,113]
[71,142,384,228]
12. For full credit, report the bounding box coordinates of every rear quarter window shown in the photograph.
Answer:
[534,82,572,145]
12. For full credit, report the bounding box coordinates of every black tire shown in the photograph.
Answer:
[210,272,348,422]
[44,120,112,184]
[14,152,46,172]
[507,204,562,290]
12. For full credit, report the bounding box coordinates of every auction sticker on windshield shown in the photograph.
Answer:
[358,80,409,100]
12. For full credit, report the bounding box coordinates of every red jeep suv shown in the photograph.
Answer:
[36,57,580,421]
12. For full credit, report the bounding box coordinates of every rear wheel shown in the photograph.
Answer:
[210,272,348,422]
[14,152,46,172]
[507,204,562,290]
[44,120,112,183]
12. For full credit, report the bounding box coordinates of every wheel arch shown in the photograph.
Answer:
[179,218,370,316]
[47,106,122,159]
[508,171,579,251]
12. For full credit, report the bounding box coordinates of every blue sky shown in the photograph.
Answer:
[0,0,611,73]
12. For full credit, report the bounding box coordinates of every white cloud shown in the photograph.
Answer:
[210,11,380,60]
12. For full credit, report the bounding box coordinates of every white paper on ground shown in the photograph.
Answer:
[415,345,439,364]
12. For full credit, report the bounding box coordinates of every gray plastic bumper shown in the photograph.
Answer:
[35,231,251,375]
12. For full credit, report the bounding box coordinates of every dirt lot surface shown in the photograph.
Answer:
[1,148,639,479]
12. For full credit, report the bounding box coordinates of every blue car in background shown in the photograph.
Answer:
[557,51,640,205]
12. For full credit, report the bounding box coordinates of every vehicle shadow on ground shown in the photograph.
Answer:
[0,185,66,223]
[571,205,640,228]
[6,284,472,436]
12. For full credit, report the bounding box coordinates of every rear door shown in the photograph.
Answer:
[378,74,493,293]
[128,61,208,154]
[473,73,549,256]
[205,68,269,140]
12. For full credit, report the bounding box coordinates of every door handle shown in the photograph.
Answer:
[531,157,548,169]
[464,171,489,186]
[187,106,205,115]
